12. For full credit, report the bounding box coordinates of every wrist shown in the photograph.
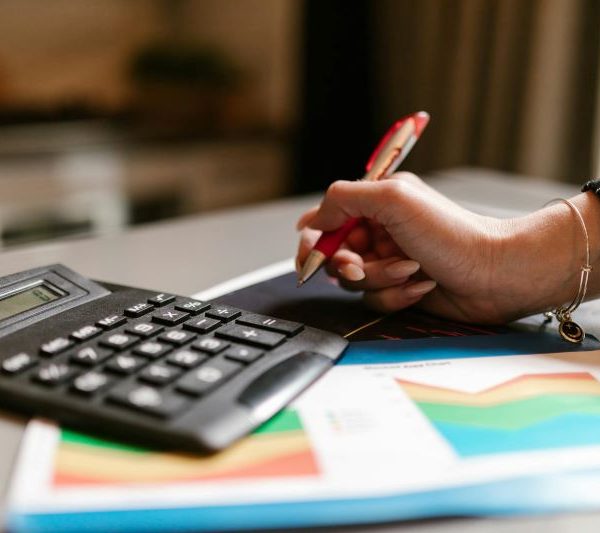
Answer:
[496,192,600,320]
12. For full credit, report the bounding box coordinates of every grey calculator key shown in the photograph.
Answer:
[33,363,78,386]
[133,341,173,359]
[96,315,127,330]
[167,349,207,369]
[99,332,139,351]
[159,329,196,346]
[105,355,146,375]
[108,383,189,418]
[139,363,183,385]
[224,345,264,364]
[126,322,164,338]
[72,371,114,395]
[148,293,176,307]
[192,337,229,355]
[124,302,154,318]
[152,309,189,326]
[40,337,74,356]
[71,346,112,366]
[70,325,102,342]
[174,299,210,315]
[2,352,38,374]
[176,358,242,396]
[215,324,285,349]
[206,305,241,322]
[236,314,304,336]
[183,316,220,333]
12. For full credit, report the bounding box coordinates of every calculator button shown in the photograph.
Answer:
[148,293,176,307]
[70,325,102,342]
[192,337,229,355]
[108,384,188,418]
[206,306,241,322]
[236,314,304,336]
[99,332,139,351]
[96,315,127,330]
[215,325,285,349]
[174,299,210,315]
[40,337,74,356]
[159,330,196,346]
[176,358,242,396]
[133,341,173,359]
[167,349,207,369]
[139,364,182,385]
[224,345,264,364]
[72,371,114,395]
[126,322,164,338]
[124,302,154,318]
[33,363,78,386]
[2,353,38,375]
[183,317,220,334]
[105,355,146,375]
[71,346,112,366]
[152,309,189,326]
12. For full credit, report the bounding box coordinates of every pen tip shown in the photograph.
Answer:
[296,279,304,288]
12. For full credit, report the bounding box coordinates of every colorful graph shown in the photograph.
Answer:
[53,409,320,486]
[398,372,600,457]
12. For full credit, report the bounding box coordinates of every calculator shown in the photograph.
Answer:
[0,265,347,452]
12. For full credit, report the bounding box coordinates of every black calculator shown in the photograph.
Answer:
[0,265,347,452]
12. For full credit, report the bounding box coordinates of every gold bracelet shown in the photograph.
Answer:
[543,198,592,343]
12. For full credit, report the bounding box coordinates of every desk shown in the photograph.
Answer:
[0,168,598,532]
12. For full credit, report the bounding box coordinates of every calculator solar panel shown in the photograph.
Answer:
[0,265,347,452]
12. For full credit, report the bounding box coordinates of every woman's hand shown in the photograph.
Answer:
[296,173,600,324]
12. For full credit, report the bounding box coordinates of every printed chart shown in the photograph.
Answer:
[52,409,320,486]
[399,372,600,456]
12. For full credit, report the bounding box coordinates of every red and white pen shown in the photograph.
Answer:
[297,111,430,287]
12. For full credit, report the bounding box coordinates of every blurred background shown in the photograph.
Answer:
[0,0,597,247]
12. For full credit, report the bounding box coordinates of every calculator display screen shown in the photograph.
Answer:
[0,284,62,321]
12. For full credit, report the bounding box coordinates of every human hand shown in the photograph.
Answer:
[296,173,600,324]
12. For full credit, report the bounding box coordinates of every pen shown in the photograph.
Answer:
[297,111,430,287]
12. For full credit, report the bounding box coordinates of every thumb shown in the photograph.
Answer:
[307,178,412,231]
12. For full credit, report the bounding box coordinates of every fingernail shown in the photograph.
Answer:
[406,280,437,296]
[339,264,366,281]
[384,260,420,279]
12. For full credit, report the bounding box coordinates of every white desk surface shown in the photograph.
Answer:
[1,168,599,532]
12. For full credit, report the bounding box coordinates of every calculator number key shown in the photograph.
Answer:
[174,299,210,315]
[108,384,188,418]
[126,322,164,338]
[237,314,304,336]
[176,358,242,396]
[183,317,220,334]
[105,355,146,375]
[99,332,139,351]
[152,309,189,326]
[139,363,182,385]
[70,325,102,342]
[192,337,229,355]
[72,371,114,395]
[124,302,154,318]
[206,306,241,322]
[167,349,207,369]
[2,352,38,374]
[71,346,112,366]
[33,363,78,386]
[216,325,285,349]
[159,330,196,346]
[40,337,74,356]
[133,341,172,359]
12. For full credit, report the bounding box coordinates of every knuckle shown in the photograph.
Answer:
[327,180,349,198]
